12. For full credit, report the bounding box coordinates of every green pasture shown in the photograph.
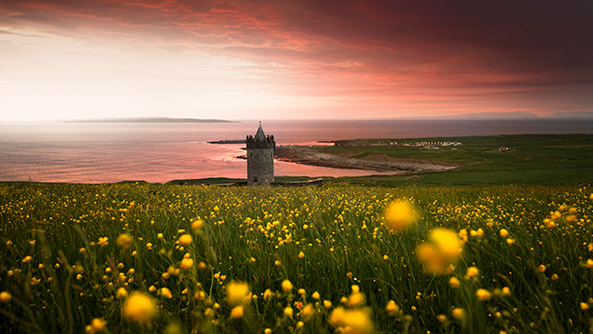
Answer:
[316,134,593,187]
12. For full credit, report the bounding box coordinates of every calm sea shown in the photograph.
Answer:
[1,119,592,183]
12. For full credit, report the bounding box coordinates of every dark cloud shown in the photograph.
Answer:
[267,0,593,71]
[1,0,592,114]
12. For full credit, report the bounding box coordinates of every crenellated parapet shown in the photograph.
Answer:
[246,135,275,149]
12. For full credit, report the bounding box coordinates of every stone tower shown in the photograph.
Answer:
[246,122,275,186]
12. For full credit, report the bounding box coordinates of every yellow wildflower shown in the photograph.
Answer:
[160,287,173,299]
[386,300,400,316]
[449,277,461,288]
[97,237,108,247]
[263,289,274,301]
[180,258,194,270]
[89,318,106,333]
[178,234,192,246]
[329,307,346,326]
[301,304,316,321]
[192,219,204,231]
[116,288,128,299]
[329,307,373,334]
[476,289,491,301]
[230,305,244,318]
[502,287,511,296]
[348,291,365,307]
[417,228,462,275]
[466,266,479,278]
[281,280,293,293]
[384,200,417,232]
[123,292,157,323]
[452,308,466,320]
[0,292,12,303]
[431,228,462,259]
[284,306,293,318]
[116,233,133,249]
[226,281,250,306]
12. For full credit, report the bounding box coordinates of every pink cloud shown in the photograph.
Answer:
[1,0,592,118]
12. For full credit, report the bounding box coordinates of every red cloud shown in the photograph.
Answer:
[1,0,592,116]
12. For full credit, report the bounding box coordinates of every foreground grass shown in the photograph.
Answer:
[0,182,592,333]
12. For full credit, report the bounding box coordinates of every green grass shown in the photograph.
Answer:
[1,182,593,333]
[166,176,320,186]
[316,134,593,187]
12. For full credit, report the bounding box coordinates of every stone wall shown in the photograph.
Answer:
[247,147,274,186]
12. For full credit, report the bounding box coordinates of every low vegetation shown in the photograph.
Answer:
[1,182,592,333]
[316,134,593,187]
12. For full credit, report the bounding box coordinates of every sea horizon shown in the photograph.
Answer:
[1,118,592,184]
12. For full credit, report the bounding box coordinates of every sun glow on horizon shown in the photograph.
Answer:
[1,1,592,121]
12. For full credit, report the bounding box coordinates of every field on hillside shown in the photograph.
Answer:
[1,183,593,333]
[315,134,593,187]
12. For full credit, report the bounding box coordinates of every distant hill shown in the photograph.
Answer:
[63,117,235,123]
[403,111,593,120]
[546,111,593,118]
[447,111,540,119]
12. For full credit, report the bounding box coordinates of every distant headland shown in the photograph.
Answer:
[63,117,235,123]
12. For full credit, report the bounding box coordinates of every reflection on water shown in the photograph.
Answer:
[0,119,592,183]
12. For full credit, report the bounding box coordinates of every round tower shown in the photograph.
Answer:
[246,122,275,186]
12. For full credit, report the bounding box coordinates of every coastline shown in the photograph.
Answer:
[274,145,457,173]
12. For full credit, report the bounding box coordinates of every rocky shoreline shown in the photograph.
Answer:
[274,146,457,173]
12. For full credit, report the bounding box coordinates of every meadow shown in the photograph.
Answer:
[316,134,593,187]
[1,182,592,333]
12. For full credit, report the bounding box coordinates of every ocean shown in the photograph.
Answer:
[1,119,592,183]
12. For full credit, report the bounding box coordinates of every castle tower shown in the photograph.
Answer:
[246,122,275,186]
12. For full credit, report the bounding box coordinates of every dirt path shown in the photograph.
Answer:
[275,146,457,173]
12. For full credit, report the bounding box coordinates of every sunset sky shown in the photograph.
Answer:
[1,0,592,121]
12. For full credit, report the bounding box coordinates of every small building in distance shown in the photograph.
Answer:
[246,122,275,186]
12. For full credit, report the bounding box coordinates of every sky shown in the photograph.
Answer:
[1,0,592,121]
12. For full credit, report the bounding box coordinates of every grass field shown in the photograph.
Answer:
[314,134,593,187]
[1,182,592,333]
